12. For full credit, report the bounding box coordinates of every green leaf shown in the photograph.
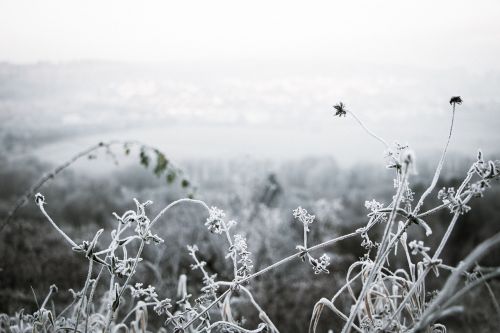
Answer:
[166,171,176,184]
[181,179,190,188]
[139,148,149,168]
[153,151,169,177]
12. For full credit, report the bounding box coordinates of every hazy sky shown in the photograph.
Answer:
[1,0,500,71]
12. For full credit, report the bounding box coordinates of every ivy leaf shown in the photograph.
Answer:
[166,171,177,184]
[139,148,150,168]
[153,151,169,177]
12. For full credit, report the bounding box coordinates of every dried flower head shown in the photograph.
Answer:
[205,206,225,234]
[333,102,348,117]
[408,240,430,256]
[438,187,471,215]
[365,199,383,213]
[449,96,463,105]
[293,206,315,231]
[153,298,173,315]
[130,283,158,301]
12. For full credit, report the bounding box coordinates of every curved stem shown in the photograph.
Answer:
[1,140,187,232]
[413,105,456,214]
[181,289,230,330]
[388,194,473,329]
[84,266,104,333]
[347,110,390,150]
[74,260,94,333]
[120,302,156,324]
[239,286,280,333]
[412,231,500,332]
[38,203,78,248]
[148,198,210,230]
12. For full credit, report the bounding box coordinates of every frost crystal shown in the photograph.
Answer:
[233,234,247,253]
[153,298,172,315]
[311,254,331,274]
[231,234,253,279]
[364,199,383,212]
[408,240,430,256]
[130,283,158,301]
[205,206,225,234]
[438,187,471,215]
[293,206,315,231]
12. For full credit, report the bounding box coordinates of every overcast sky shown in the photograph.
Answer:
[1,0,500,72]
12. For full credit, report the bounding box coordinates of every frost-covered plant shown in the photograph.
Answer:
[294,206,331,275]
[306,97,500,333]
[2,96,500,333]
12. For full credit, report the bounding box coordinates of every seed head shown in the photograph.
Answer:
[34,193,45,206]
[449,96,463,106]
[333,102,348,117]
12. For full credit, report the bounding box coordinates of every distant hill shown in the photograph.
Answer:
[1,62,499,165]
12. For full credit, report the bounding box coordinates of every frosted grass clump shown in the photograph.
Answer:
[2,95,500,333]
